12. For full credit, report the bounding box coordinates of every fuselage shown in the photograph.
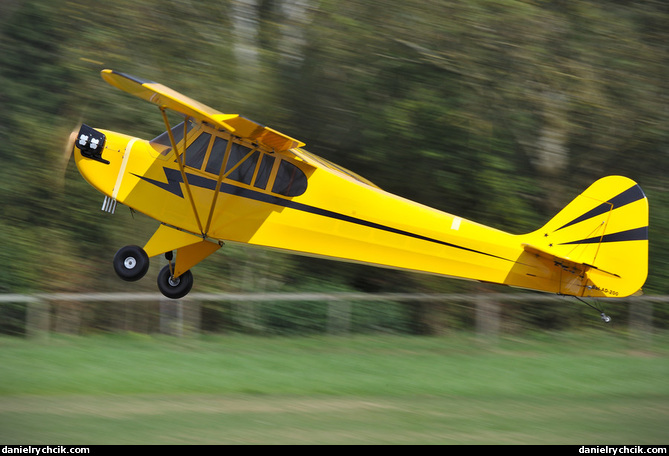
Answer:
[75,120,647,298]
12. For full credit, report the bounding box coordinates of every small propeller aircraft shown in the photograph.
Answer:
[71,69,649,317]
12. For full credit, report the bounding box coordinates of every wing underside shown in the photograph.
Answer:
[101,69,304,152]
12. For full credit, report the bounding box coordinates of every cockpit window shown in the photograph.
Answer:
[272,160,307,197]
[149,120,196,155]
[157,124,309,198]
[225,143,260,185]
[253,154,275,190]
[205,137,228,175]
[184,132,212,169]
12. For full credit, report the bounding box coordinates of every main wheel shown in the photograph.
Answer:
[157,264,193,299]
[113,245,149,282]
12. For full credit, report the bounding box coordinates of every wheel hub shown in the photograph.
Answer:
[124,257,137,269]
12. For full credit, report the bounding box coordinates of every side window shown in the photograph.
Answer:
[205,137,228,175]
[185,132,212,169]
[272,160,307,197]
[149,120,195,156]
[225,143,259,185]
[253,154,275,190]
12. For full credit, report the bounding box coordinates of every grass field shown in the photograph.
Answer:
[0,331,667,444]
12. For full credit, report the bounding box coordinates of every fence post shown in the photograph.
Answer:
[476,293,500,342]
[629,299,653,348]
[160,297,182,336]
[26,297,50,340]
[183,298,201,336]
[327,298,351,335]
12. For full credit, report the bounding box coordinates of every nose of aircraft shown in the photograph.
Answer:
[74,124,129,200]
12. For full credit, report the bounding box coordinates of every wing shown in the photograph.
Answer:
[101,69,305,152]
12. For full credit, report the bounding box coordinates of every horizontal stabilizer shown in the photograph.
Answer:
[522,243,587,272]
[522,244,620,278]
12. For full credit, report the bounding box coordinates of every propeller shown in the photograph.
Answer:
[58,121,82,190]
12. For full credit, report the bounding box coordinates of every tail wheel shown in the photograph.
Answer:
[157,264,193,299]
[113,245,149,282]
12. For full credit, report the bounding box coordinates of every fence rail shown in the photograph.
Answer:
[0,292,664,338]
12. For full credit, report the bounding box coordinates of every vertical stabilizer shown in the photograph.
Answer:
[522,176,648,297]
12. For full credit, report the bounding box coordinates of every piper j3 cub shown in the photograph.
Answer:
[72,69,649,318]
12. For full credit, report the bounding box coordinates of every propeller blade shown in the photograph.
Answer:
[58,123,81,188]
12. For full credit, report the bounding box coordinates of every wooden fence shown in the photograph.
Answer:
[0,292,664,339]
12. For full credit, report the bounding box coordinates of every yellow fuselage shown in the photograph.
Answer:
[75,121,648,299]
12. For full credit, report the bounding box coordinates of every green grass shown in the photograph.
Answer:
[0,331,668,444]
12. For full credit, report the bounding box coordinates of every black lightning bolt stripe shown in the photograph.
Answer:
[556,184,646,232]
[559,226,648,245]
[134,168,514,262]
[133,168,186,197]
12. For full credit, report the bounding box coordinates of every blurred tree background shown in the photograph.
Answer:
[0,0,667,331]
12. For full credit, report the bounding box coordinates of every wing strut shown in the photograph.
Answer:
[160,108,204,236]
[202,139,261,236]
[159,106,263,238]
[203,137,233,235]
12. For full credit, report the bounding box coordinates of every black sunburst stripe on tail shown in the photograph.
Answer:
[559,226,648,245]
[556,184,646,232]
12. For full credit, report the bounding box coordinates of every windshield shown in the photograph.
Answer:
[149,119,197,155]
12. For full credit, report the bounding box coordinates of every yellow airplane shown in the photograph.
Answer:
[72,69,649,317]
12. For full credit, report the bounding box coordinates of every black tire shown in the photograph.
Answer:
[157,264,193,299]
[113,245,149,282]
